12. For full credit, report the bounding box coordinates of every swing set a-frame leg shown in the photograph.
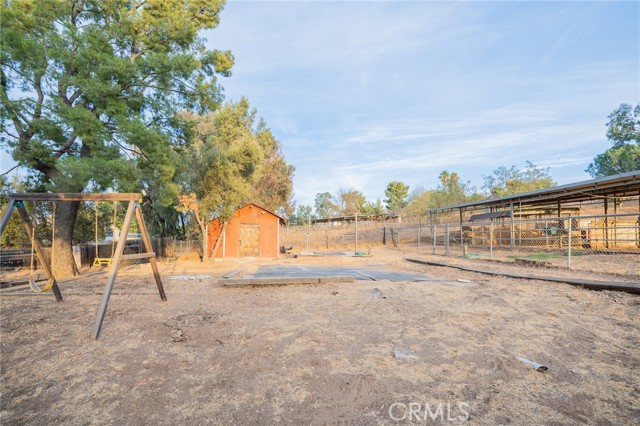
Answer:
[15,204,63,302]
[92,200,167,339]
[135,204,167,301]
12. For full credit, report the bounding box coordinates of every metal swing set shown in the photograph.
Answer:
[0,193,167,339]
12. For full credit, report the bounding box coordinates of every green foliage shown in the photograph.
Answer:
[363,198,384,215]
[384,181,409,212]
[483,162,555,198]
[0,175,107,248]
[251,123,295,214]
[1,0,232,195]
[587,103,640,177]
[0,175,30,247]
[405,186,434,217]
[314,192,339,218]
[336,188,366,216]
[287,204,315,226]
[0,0,234,268]
[404,171,483,215]
[179,98,294,226]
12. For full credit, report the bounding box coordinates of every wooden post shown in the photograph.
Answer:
[0,200,17,237]
[135,203,167,302]
[92,200,136,339]
[15,204,63,302]
[1,193,166,339]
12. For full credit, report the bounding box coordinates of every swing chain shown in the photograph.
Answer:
[28,205,55,293]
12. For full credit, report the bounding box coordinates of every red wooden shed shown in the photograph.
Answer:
[207,204,285,258]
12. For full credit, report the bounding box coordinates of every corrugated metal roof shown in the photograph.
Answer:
[468,211,512,222]
[428,170,640,214]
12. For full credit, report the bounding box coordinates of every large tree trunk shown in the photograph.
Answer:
[52,201,80,278]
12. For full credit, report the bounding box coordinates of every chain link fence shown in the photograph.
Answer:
[281,213,640,278]
[1,237,202,279]
[281,218,417,253]
[402,213,640,278]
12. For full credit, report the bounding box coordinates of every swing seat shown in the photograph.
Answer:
[93,257,113,266]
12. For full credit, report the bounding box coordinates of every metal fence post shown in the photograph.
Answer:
[489,222,494,260]
[306,214,311,253]
[432,223,436,255]
[417,224,421,252]
[544,220,548,248]
[355,211,358,253]
[567,216,572,268]
[445,223,450,256]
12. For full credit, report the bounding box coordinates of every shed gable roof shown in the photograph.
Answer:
[238,203,286,225]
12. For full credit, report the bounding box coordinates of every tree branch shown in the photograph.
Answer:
[33,72,45,119]
[53,134,78,159]
[0,165,20,176]
[0,70,27,139]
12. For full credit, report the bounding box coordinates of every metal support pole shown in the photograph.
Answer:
[459,209,464,251]
[604,197,609,249]
[309,215,312,252]
[509,201,515,252]
[545,220,548,248]
[489,221,494,259]
[445,223,450,256]
[355,211,358,253]
[432,223,436,255]
[567,216,572,269]
[417,223,421,252]
[93,200,136,339]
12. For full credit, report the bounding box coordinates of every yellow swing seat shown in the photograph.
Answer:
[93,257,113,267]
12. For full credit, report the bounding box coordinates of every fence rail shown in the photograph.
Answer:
[1,238,202,271]
[281,213,640,278]
[3,213,638,278]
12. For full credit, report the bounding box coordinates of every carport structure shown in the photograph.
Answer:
[428,170,640,223]
[426,171,640,255]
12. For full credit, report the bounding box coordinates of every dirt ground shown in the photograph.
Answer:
[1,247,639,425]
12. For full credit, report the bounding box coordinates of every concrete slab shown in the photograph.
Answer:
[241,265,439,282]
[223,276,355,287]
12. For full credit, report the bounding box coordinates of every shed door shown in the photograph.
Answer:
[239,224,259,257]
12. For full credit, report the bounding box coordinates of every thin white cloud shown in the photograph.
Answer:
[209,1,638,206]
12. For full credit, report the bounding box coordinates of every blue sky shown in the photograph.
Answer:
[1,1,637,208]
[206,0,639,206]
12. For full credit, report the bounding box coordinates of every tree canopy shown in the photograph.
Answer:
[483,161,556,198]
[287,204,314,226]
[586,103,640,177]
[384,181,409,213]
[0,0,233,275]
[1,0,233,194]
[336,188,366,216]
[177,98,294,260]
[314,192,338,219]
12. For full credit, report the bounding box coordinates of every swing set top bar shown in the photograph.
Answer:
[9,193,142,202]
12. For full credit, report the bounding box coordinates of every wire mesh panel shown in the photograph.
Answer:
[280,213,639,278]
[427,213,639,277]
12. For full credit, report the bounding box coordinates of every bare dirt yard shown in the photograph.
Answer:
[1,247,639,425]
